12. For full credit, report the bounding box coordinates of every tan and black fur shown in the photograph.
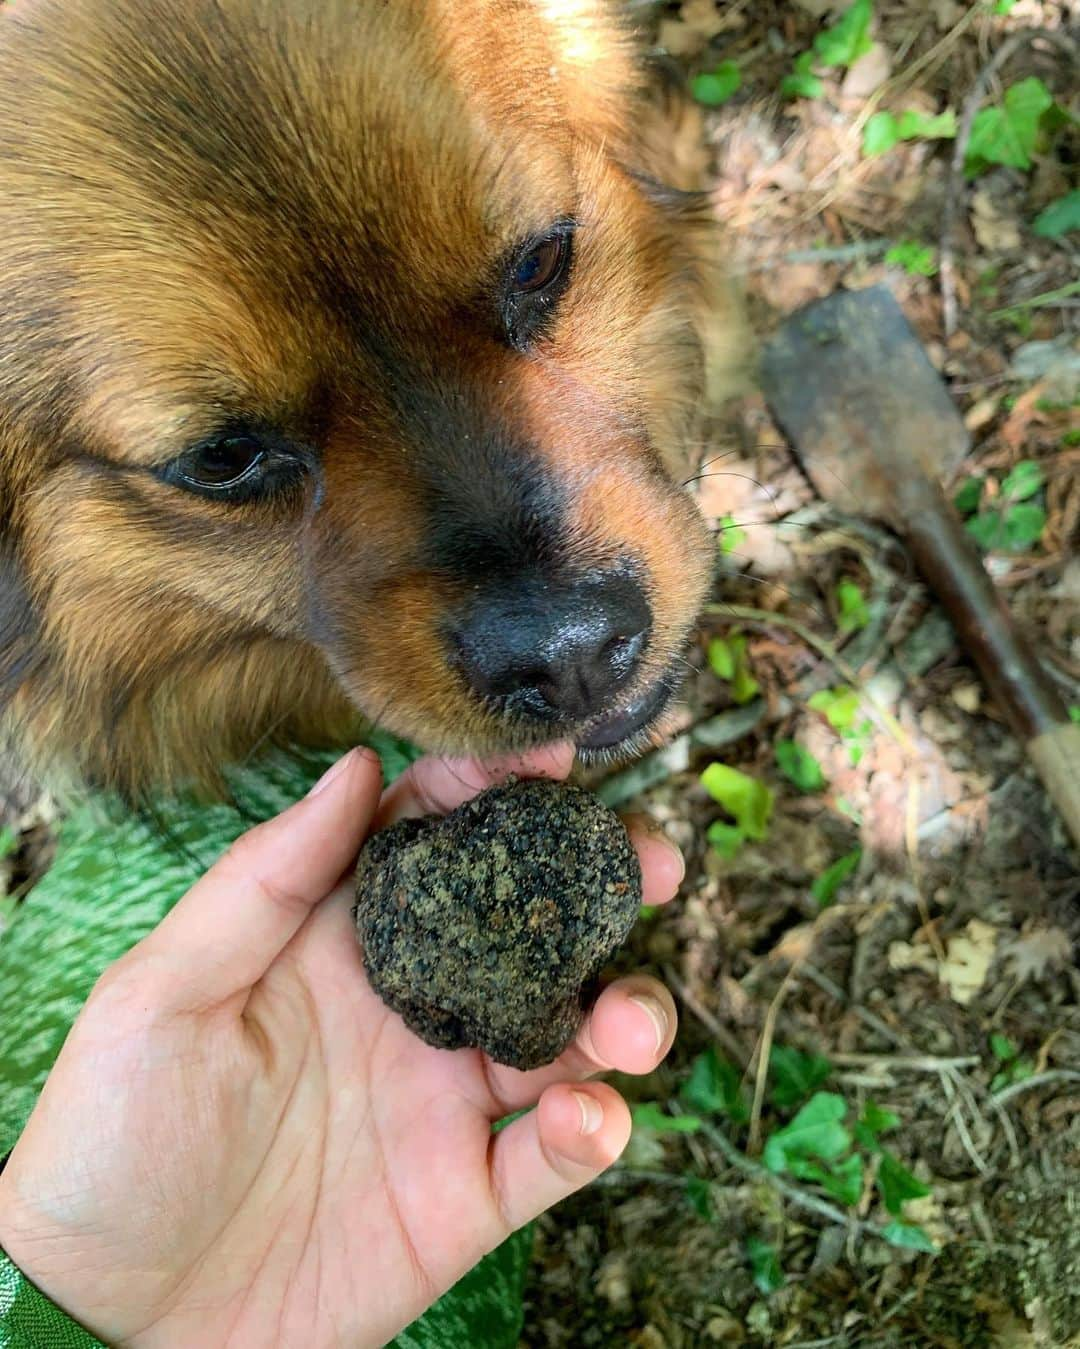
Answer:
[0,0,743,802]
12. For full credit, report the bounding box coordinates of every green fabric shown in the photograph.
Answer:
[0,734,529,1348]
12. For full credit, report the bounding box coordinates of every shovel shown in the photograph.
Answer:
[760,284,1080,852]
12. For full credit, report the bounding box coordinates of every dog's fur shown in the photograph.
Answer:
[0,0,742,803]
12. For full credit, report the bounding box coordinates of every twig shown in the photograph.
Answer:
[939,1069,992,1177]
[662,963,751,1069]
[991,1069,1080,1107]
[941,28,1080,338]
[830,1052,980,1072]
[748,964,801,1155]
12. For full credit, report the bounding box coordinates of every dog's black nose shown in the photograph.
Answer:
[451,570,651,722]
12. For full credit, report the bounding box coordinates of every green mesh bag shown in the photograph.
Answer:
[0,735,530,1348]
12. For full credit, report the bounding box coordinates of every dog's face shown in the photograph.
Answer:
[0,0,736,798]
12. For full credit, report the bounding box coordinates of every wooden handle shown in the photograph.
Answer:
[902,480,1079,851]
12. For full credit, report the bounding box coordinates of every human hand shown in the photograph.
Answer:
[0,746,683,1348]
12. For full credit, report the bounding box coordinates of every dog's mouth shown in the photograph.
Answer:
[575,665,682,759]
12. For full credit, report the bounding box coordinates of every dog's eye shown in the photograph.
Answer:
[511,233,570,294]
[175,437,265,491]
[502,224,575,351]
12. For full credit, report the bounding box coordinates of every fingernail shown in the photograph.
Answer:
[306,749,356,799]
[572,1090,604,1136]
[629,995,668,1054]
[660,837,686,885]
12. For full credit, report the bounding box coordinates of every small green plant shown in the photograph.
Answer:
[863,108,956,158]
[811,848,862,907]
[683,1046,751,1123]
[836,577,871,632]
[781,0,872,100]
[716,513,747,555]
[702,762,775,859]
[775,740,826,793]
[964,77,1069,177]
[746,1236,784,1293]
[692,61,741,107]
[769,1045,832,1108]
[954,458,1047,553]
[988,1033,1035,1092]
[884,240,938,277]
[1033,190,1080,238]
[808,687,873,765]
[707,633,760,705]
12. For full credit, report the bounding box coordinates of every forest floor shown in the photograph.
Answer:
[521,1,1080,1346]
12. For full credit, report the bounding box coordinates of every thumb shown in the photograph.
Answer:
[137,747,382,1009]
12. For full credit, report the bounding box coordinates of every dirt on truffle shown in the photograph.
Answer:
[353,778,643,1070]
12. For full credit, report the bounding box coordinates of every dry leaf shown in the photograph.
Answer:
[939,919,998,1005]
[841,43,891,100]
[1001,925,1073,984]
[971,189,1022,252]
[888,939,937,975]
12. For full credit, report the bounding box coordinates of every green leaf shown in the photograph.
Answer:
[863,111,901,157]
[877,1150,932,1215]
[707,636,736,680]
[763,1092,851,1174]
[1000,502,1046,551]
[692,61,741,106]
[896,108,957,141]
[836,578,870,633]
[817,1151,865,1206]
[811,848,862,907]
[701,763,775,841]
[1000,459,1044,501]
[717,513,747,554]
[781,51,824,100]
[746,1236,784,1294]
[881,1220,938,1254]
[775,740,826,793]
[683,1046,750,1123]
[631,1102,702,1134]
[990,1032,1018,1062]
[965,77,1056,176]
[0,827,16,862]
[1033,190,1080,238]
[685,1175,713,1220]
[1070,705,1080,725]
[813,0,873,69]
[855,1101,900,1151]
[965,508,1004,551]
[952,477,984,516]
[769,1045,833,1108]
[808,686,861,732]
[993,0,1020,12]
[885,240,938,277]
[706,820,745,859]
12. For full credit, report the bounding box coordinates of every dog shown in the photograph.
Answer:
[0,0,743,805]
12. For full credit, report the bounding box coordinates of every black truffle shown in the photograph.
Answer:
[353,778,642,1070]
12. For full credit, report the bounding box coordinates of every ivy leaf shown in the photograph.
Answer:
[855,1100,900,1152]
[707,636,736,680]
[781,51,824,100]
[811,848,862,907]
[631,1102,702,1134]
[1000,502,1046,551]
[808,686,861,732]
[877,1150,932,1215]
[692,61,741,106]
[775,740,826,793]
[896,108,957,140]
[813,0,873,69]
[863,111,900,157]
[952,477,984,516]
[769,1045,833,1109]
[965,77,1056,176]
[707,634,759,704]
[706,820,745,860]
[717,513,747,554]
[683,1046,750,1123]
[965,508,1004,551]
[1033,190,1080,238]
[1000,459,1044,501]
[816,1151,865,1207]
[881,1220,938,1254]
[701,764,775,842]
[763,1092,850,1174]
[746,1236,784,1294]
[836,578,870,632]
